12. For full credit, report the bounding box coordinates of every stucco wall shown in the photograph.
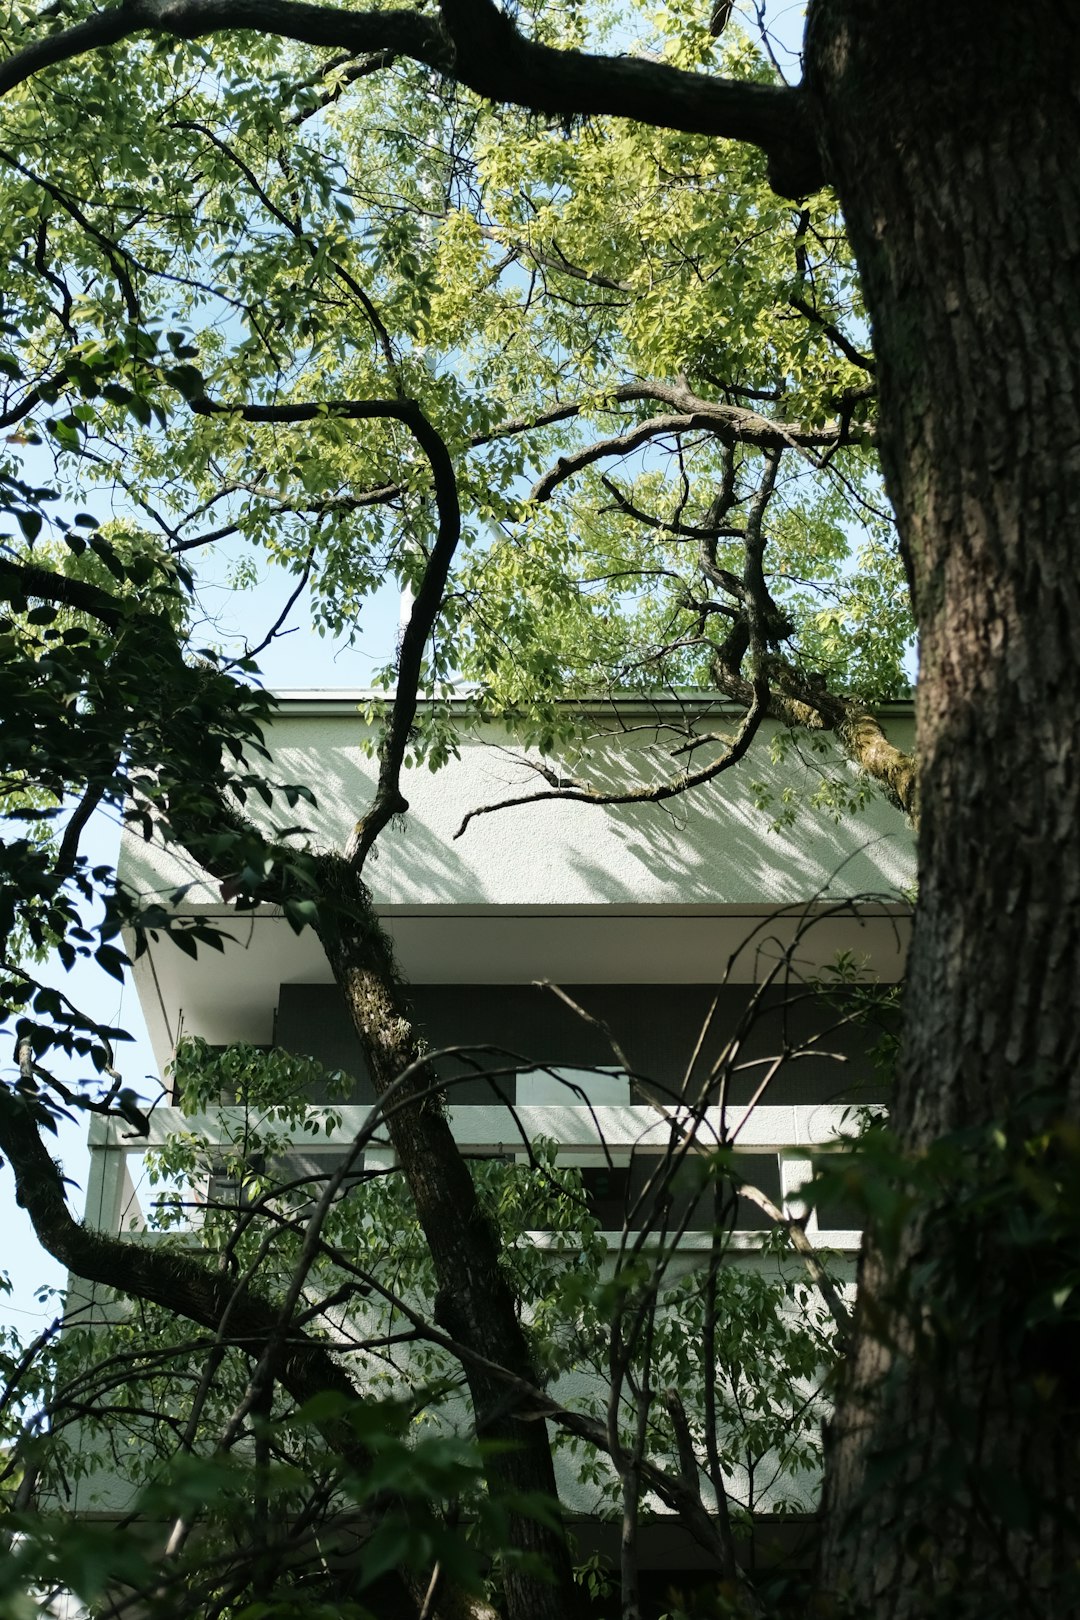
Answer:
[120,695,917,911]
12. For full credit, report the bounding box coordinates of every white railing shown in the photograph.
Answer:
[84,1101,876,1250]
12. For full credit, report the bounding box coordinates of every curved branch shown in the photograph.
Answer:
[789,295,876,374]
[711,654,919,822]
[55,768,116,874]
[174,119,399,376]
[437,0,821,195]
[453,684,767,838]
[225,546,314,670]
[173,389,463,869]
[600,473,745,543]
[529,383,873,502]
[0,0,824,197]
[0,1,448,98]
[0,376,62,430]
[0,145,141,322]
[736,1178,852,1342]
[0,8,143,96]
[479,225,633,293]
[530,413,710,502]
[621,377,875,445]
[343,405,461,869]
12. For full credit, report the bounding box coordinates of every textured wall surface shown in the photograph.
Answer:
[120,696,917,910]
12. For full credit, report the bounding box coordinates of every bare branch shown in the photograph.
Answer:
[600,473,745,542]
[224,547,314,671]
[479,225,633,293]
[531,414,711,503]
[341,406,461,868]
[712,652,919,821]
[663,1387,739,1581]
[619,377,873,443]
[453,687,766,838]
[56,766,116,874]
[736,1178,852,1342]
[186,392,462,858]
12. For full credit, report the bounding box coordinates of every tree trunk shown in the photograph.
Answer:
[806,5,1080,1614]
[314,856,580,1620]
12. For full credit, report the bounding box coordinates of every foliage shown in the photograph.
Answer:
[1,1033,846,1620]
[0,0,911,767]
[0,3,925,1617]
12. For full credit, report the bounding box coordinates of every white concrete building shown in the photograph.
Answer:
[76,691,917,1579]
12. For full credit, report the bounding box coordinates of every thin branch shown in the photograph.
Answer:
[56,765,117,874]
[663,1386,739,1582]
[453,685,766,838]
[0,1082,369,1413]
[0,370,67,429]
[736,1178,851,1343]
[287,49,397,124]
[600,473,745,542]
[224,547,314,671]
[175,119,399,377]
[789,294,876,374]
[0,145,140,321]
[479,224,633,293]
[538,980,632,1074]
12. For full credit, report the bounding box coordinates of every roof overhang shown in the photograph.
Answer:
[127,901,911,1077]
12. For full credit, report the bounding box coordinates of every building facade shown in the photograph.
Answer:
[75,692,917,1587]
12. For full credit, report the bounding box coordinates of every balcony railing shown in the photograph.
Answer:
[85,1100,875,1250]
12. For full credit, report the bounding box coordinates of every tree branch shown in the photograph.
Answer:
[0,554,127,627]
[531,414,712,502]
[341,406,461,869]
[711,653,919,822]
[0,0,824,196]
[529,382,872,502]
[437,0,821,195]
[789,294,876,374]
[479,225,633,293]
[0,1083,365,1413]
[736,1178,851,1343]
[453,687,766,838]
[600,473,745,543]
[302,1227,740,1575]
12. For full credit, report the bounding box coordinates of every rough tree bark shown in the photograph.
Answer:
[805,5,1080,1614]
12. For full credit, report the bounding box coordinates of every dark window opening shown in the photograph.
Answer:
[573,1153,785,1233]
